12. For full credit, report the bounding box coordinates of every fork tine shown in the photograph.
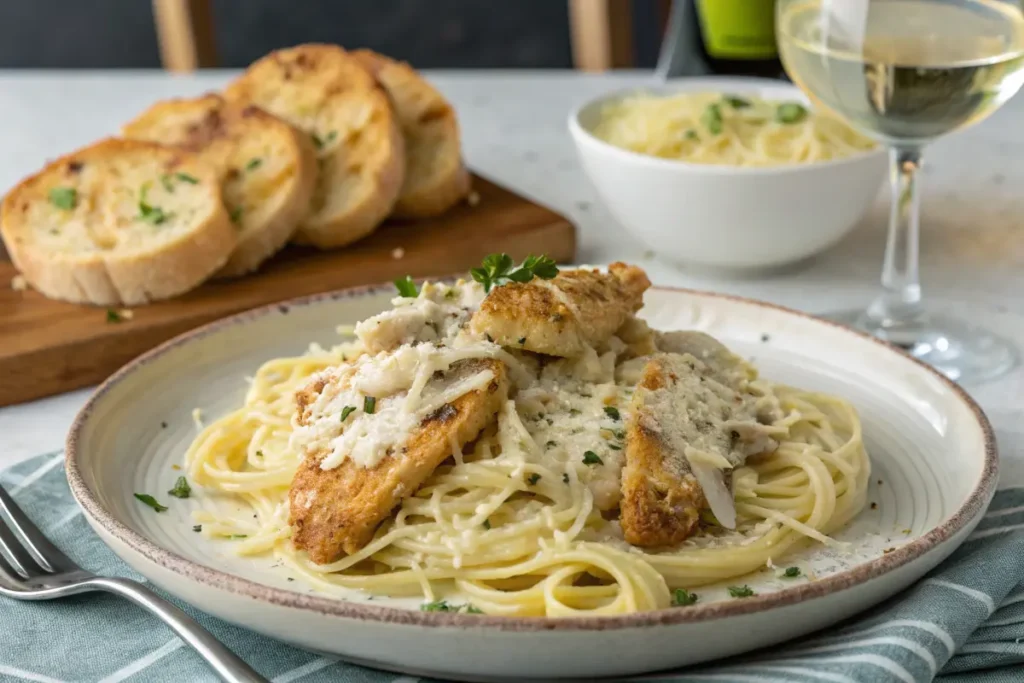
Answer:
[0,549,25,592]
[0,485,75,573]
[0,518,44,578]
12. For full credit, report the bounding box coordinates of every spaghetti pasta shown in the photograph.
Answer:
[184,279,870,617]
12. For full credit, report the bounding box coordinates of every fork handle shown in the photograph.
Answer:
[89,577,268,683]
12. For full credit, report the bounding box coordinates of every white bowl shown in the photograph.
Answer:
[569,77,887,270]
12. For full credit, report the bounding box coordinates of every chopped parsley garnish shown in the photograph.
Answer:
[517,337,526,345]
[134,493,167,512]
[614,430,626,440]
[394,275,418,298]
[583,451,603,466]
[470,253,559,293]
[160,174,175,192]
[728,585,755,598]
[603,406,620,420]
[671,588,699,606]
[363,396,376,414]
[701,103,723,135]
[482,519,491,530]
[776,102,808,124]
[168,476,191,499]
[420,600,454,612]
[106,309,124,323]
[569,408,581,416]
[340,405,356,422]
[684,129,699,141]
[608,444,622,451]
[229,206,243,224]
[419,600,482,613]
[722,95,752,109]
[546,440,557,448]
[782,566,801,578]
[527,473,541,485]
[137,185,171,225]
[192,525,202,532]
[228,534,248,540]
[175,172,199,184]
[562,473,570,484]
[49,187,77,210]
[312,130,338,150]
[246,157,262,171]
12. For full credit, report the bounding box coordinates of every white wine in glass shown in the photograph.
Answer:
[777,0,1024,382]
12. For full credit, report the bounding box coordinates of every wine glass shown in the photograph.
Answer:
[776,0,1024,383]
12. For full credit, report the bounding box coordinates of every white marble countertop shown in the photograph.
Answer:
[1,69,1022,484]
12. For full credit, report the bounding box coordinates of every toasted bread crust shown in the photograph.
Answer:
[470,263,652,357]
[123,95,318,277]
[225,44,405,249]
[1,138,234,305]
[620,356,706,547]
[290,358,509,563]
[351,50,469,218]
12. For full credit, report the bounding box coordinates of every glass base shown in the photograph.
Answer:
[829,309,1018,384]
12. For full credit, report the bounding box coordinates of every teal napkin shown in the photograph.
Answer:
[3,451,1024,683]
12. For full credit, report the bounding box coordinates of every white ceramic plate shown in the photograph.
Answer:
[66,284,997,681]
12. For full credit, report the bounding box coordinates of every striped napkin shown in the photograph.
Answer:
[3,451,1024,683]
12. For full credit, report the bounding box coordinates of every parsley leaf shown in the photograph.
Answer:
[175,172,199,184]
[482,519,491,530]
[776,102,809,124]
[134,493,167,512]
[582,451,603,466]
[245,158,262,171]
[684,129,699,141]
[228,534,248,539]
[340,405,356,422]
[394,275,418,298]
[728,585,755,598]
[722,95,752,109]
[160,174,175,192]
[168,476,191,499]
[782,566,801,578]
[49,187,77,210]
[420,600,483,614]
[527,473,541,485]
[420,600,454,612]
[137,185,171,225]
[702,103,724,135]
[603,406,620,420]
[192,524,202,532]
[470,253,559,292]
[364,396,376,414]
[106,309,123,324]
[312,130,338,150]
[671,588,699,606]
[229,206,243,224]
[562,473,570,484]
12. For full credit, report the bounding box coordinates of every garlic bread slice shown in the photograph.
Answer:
[225,44,404,249]
[351,49,470,218]
[123,94,318,277]
[1,138,233,305]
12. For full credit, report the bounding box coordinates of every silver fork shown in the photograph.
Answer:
[0,484,267,683]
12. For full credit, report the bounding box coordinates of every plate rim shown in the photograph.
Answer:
[65,280,998,632]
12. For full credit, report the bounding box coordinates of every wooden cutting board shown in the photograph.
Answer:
[0,175,575,406]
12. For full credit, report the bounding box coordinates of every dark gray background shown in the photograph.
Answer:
[0,0,665,69]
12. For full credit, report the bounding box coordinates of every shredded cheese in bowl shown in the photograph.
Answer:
[591,91,875,167]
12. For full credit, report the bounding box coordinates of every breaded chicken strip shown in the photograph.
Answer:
[620,352,777,547]
[470,262,650,358]
[289,358,509,563]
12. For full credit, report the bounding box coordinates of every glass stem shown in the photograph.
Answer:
[865,147,925,330]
